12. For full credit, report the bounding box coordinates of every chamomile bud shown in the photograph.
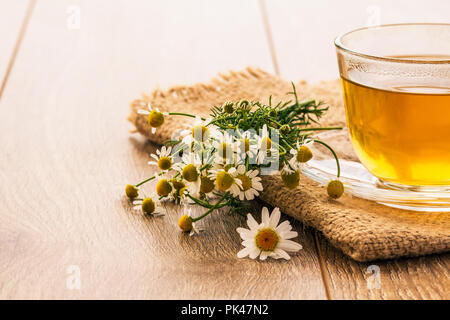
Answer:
[171,179,186,190]
[178,214,193,232]
[148,110,165,128]
[125,184,139,199]
[156,179,172,197]
[157,156,172,170]
[239,99,250,108]
[296,145,313,163]
[327,179,344,199]
[280,124,291,135]
[223,102,235,114]
[281,170,300,189]
[182,164,199,182]
[200,176,215,194]
[141,197,156,214]
[216,171,235,192]
[269,108,278,117]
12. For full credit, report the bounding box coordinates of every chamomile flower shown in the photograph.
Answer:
[209,167,242,194]
[178,206,201,236]
[137,103,169,134]
[281,156,299,175]
[289,139,314,165]
[174,152,203,195]
[132,195,163,216]
[125,184,139,199]
[236,207,302,260]
[229,165,263,200]
[148,146,173,171]
[280,168,300,189]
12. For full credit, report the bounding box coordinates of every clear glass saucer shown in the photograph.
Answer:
[302,129,450,212]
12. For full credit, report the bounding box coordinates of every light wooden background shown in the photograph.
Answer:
[0,0,449,300]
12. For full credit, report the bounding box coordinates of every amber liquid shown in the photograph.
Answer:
[342,71,450,186]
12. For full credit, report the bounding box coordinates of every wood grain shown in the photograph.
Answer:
[0,0,327,299]
[0,0,31,97]
[316,234,450,299]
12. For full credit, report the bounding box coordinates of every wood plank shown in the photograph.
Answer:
[264,0,450,299]
[0,0,31,97]
[0,0,327,299]
[317,234,450,299]
[264,0,450,83]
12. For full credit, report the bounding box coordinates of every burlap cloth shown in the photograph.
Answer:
[128,67,450,262]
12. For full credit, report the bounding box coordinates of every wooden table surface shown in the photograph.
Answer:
[1,0,449,300]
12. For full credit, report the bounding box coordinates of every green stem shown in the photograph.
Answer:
[135,175,155,187]
[169,112,206,121]
[187,194,212,208]
[313,139,341,178]
[135,170,167,187]
[191,192,229,222]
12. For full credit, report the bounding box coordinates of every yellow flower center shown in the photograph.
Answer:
[141,197,156,214]
[171,179,186,190]
[182,164,199,182]
[216,171,235,192]
[178,214,193,232]
[296,145,313,163]
[125,184,138,199]
[281,170,300,189]
[148,110,165,128]
[157,156,172,170]
[218,142,231,159]
[237,174,252,191]
[156,179,172,197]
[255,228,279,251]
[327,179,344,199]
[200,176,215,194]
[191,125,209,142]
[261,136,272,150]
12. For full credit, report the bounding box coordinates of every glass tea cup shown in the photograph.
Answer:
[335,23,450,190]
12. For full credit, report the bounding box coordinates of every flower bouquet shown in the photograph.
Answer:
[125,83,343,260]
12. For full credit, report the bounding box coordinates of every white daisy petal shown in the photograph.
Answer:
[247,214,259,230]
[280,231,298,240]
[278,239,303,252]
[249,247,261,260]
[261,207,270,226]
[269,208,281,228]
[237,247,252,258]
[274,248,291,260]
[276,220,292,233]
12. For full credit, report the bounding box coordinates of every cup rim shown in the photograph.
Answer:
[334,23,450,64]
